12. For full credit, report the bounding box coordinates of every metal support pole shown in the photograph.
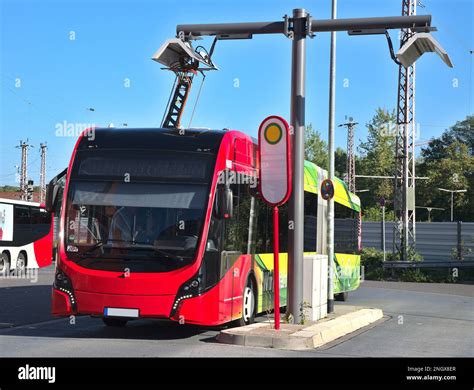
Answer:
[176,15,431,37]
[394,0,417,262]
[273,206,280,330]
[457,221,462,261]
[327,0,337,314]
[287,8,307,324]
[382,205,386,261]
[451,191,454,222]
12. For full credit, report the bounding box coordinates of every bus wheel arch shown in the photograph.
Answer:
[0,251,10,272]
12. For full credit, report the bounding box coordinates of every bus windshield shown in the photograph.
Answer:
[65,181,209,272]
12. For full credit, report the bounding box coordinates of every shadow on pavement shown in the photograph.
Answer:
[0,284,227,342]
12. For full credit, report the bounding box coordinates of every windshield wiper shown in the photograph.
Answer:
[77,241,105,257]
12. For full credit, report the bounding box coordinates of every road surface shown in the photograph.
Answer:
[0,266,472,357]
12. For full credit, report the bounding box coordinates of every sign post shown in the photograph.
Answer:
[258,115,292,330]
[320,178,335,312]
[380,197,386,262]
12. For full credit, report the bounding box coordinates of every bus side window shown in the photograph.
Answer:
[255,199,270,253]
[304,192,318,252]
[278,203,288,253]
[30,207,51,240]
[223,184,240,252]
[334,202,359,254]
[224,182,253,254]
[14,206,30,225]
[14,206,32,242]
[254,198,288,254]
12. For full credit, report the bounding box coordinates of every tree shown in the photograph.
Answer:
[357,108,396,209]
[362,205,395,222]
[417,116,474,222]
[421,116,473,161]
[335,147,347,179]
[304,124,328,169]
[421,142,473,221]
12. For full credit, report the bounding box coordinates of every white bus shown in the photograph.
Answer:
[0,198,53,273]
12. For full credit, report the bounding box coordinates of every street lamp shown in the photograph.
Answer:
[396,32,453,68]
[415,206,445,222]
[152,38,217,70]
[438,188,467,222]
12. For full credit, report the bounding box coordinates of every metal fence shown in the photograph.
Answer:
[362,221,474,263]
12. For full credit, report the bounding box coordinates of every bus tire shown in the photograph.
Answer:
[16,252,27,272]
[335,292,348,302]
[0,252,10,273]
[102,317,128,327]
[239,277,256,326]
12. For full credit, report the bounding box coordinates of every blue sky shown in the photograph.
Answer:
[0,0,472,185]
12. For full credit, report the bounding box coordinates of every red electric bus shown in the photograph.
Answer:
[48,127,361,327]
[0,198,53,273]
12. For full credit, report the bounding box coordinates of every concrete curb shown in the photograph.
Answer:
[217,308,383,350]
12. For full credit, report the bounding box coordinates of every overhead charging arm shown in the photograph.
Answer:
[153,38,218,129]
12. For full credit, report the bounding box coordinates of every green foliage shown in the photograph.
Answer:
[335,147,347,178]
[397,268,430,283]
[304,124,328,169]
[0,186,20,192]
[360,247,388,280]
[362,206,395,222]
[303,112,473,223]
[360,247,474,283]
[418,132,474,221]
[387,247,423,262]
[357,108,396,206]
[421,116,474,161]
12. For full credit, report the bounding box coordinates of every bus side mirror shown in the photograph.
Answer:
[45,167,67,213]
[45,183,59,213]
[216,184,233,219]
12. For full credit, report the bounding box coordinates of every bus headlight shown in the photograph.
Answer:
[53,269,77,311]
[170,277,202,317]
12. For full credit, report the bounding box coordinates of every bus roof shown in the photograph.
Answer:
[78,127,228,153]
[0,198,42,208]
[303,160,361,212]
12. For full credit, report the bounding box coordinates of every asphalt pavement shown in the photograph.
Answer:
[0,266,472,357]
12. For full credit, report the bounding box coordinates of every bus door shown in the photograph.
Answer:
[221,179,254,321]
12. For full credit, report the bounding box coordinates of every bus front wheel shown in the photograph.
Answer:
[102,317,128,327]
[239,278,256,326]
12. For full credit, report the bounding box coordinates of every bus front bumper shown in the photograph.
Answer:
[52,287,175,319]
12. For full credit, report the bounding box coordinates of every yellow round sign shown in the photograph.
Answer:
[264,123,283,145]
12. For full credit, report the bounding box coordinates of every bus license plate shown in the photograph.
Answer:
[104,308,139,318]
